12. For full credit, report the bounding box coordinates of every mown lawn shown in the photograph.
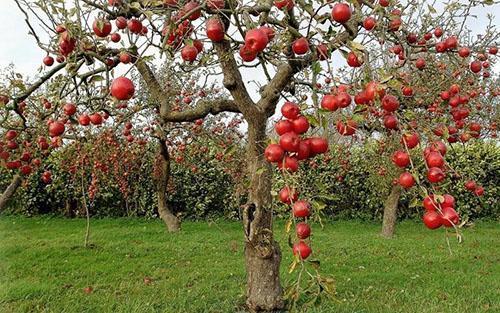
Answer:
[0,217,498,313]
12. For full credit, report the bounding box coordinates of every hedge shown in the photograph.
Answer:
[1,141,498,221]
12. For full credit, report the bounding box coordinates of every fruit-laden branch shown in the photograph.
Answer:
[164,99,240,122]
[258,18,360,115]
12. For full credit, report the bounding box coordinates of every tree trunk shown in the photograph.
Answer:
[156,139,181,233]
[0,175,22,212]
[243,116,284,312]
[381,185,402,238]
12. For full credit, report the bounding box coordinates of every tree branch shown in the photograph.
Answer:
[163,99,240,122]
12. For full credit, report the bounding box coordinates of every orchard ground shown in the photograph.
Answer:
[0,217,498,313]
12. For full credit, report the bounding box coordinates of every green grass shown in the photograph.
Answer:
[0,217,498,313]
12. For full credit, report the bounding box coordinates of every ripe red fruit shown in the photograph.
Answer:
[296,141,311,160]
[281,102,300,119]
[379,0,390,7]
[296,222,311,239]
[425,151,444,168]
[275,120,294,135]
[474,186,484,196]
[392,150,410,168]
[5,130,17,140]
[440,206,459,228]
[415,58,426,70]
[292,37,309,55]
[182,1,201,20]
[445,36,458,50]
[402,86,413,97]
[110,33,121,42]
[346,52,362,67]
[193,40,204,53]
[111,76,135,100]
[383,115,398,130]
[321,94,338,111]
[398,172,415,189]
[423,211,442,229]
[423,195,438,211]
[274,0,294,10]
[292,200,311,218]
[442,194,455,208]
[181,45,198,62]
[239,45,257,62]
[260,26,276,41]
[20,165,32,176]
[48,121,65,137]
[279,132,300,152]
[115,16,127,29]
[470,61,482,73]
[401,133,419,149]
[331,3,351,24]
[119,52,131,64]
[128,19,143,34]
[488,46,498,55]
[293,241,312,259]
[93,19,112,37]
[381,94,399,112]
[264,144,284,163]
[427,167,445,184]
[336,120,357,136]
[90,113,103,125]
[245,28,269,53]
[63,103,77,116]
[279,186,298,204]
[6,160,22,170]
[434,27,443,38]
[292,116,310,134]
[206,18,225,42]
[363,17,376,30]
[43,56,54,66]
[464,180,476,191]
[78,114,90,126]
[458,47,470,58]
[308,137,328,155]
[336,92,352,108]
[279,156,299,172]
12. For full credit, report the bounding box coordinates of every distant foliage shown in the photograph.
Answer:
[2,141,498,220]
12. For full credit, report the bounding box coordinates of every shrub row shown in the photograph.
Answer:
[1,141,498,221]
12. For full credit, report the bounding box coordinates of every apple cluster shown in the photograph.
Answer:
[265,102,329,260]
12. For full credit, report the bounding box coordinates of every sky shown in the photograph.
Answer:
[0,1,498,87]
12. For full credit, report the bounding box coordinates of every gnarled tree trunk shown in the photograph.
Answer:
[0,175,22,212]
[381,185,402,238]
[243,116,284,312]
[156,139,180,233]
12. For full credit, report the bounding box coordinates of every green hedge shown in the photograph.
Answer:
[1,141,498,221]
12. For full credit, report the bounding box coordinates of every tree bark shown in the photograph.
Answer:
[381,185,402,238]
[156,139,181,233]
[243,115,284,312]
[0,175,22,212]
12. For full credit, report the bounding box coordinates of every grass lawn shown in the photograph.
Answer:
[0,217,499,313]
